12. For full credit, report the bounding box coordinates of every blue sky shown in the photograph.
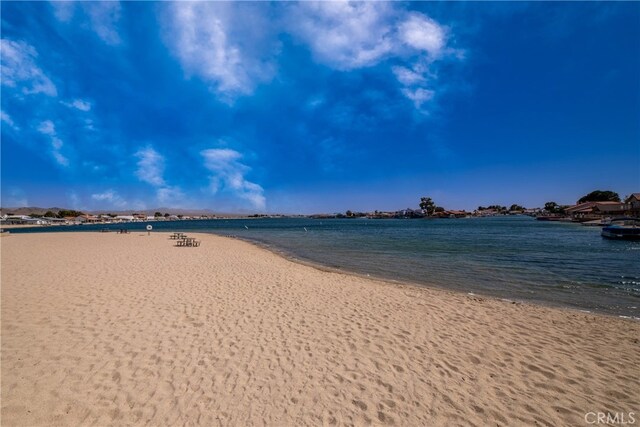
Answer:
[1,2,639,213]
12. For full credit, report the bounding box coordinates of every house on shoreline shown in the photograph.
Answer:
[564,201,629,221]
[625,193,640,217]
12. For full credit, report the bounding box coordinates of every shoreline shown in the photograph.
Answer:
[7,218,638,318]
[5,229,640,320]
[2,231,639,426]
[209,232,640,321]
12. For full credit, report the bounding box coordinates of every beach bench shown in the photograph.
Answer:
[175,237,200,247]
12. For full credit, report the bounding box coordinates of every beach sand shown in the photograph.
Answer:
[1,232,638,426]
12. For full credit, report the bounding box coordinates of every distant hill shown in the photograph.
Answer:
[0,206,252,217]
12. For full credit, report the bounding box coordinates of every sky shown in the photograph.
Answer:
[1,1,639,214]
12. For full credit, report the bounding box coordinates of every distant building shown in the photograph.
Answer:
[625,193,640,217]
[565,201,626,220]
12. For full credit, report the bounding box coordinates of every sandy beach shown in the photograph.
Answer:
[1,231,638,426]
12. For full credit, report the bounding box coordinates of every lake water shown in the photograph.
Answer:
[9,216,640,316]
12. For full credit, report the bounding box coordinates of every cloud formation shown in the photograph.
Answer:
[62,99,92,112]
[135,146,165,187]
[162,2,278,99]
[1,110,17,129]
[134,146,186,207]
[1,38,57,96]
[287,2,398,70]
[91,189,127,209]
[201,148,266,210]
[287,2,455,111]
[51,2,122,45]
[36,120,69,166]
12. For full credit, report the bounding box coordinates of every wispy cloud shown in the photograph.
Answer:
[51,1,122,46]
[134,146,186,206]
[201,148,266,210]
[287,2,397,70]
[398,13,446,56]
[36,120,69,167]
[135,146,165,187]
[61,99,92,112]
[1,38,57,96]
[1,110,18,130]
[91,189,127,209]
[286,2,459,112]
[161,2,278,100]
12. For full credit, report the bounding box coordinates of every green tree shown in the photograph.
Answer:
[44,210,57,218]
[164,213,170,218]
[345,210,354,217]
[577,190,620,204]
[57,209,84,218]
[544,202,559,213]
[154,211,163,217]
[509,204,524,211]
[419,197,436,216]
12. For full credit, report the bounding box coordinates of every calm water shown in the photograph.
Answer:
[9,216,640,316]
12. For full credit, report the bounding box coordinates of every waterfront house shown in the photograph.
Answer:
[565,201,626,221]
[74,215,101,224]
[625,193,640,217]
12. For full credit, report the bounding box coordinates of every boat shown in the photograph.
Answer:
[601,217,640,241]
[582,218,612,227]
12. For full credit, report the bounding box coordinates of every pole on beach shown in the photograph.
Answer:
[146,224,152,236]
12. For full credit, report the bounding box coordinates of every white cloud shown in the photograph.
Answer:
[398,13,445,57]
[286,2,457,112]
[392,65,426,86]
[287,1,397,70]
[1,110,17,129]
[85,2,122,45]
[161,2,278,99]
[135,146,165,187]
[52,151,70,167]
[51,2,122,46]
[37,120,56,136]
[201,148,266,210]
[401,88,435,109]
[62,99,92,111]
[287,2,447,69]
[91,189,127,208]
[36,120,69,166]
[134,145,187,206]
[1,38,57,96]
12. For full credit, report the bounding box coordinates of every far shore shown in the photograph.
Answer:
[2,231,639,426]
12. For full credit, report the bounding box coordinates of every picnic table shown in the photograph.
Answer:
[170,232,186,240]
[176,237,200,247]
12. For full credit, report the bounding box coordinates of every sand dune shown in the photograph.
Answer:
[2,232,638,426]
